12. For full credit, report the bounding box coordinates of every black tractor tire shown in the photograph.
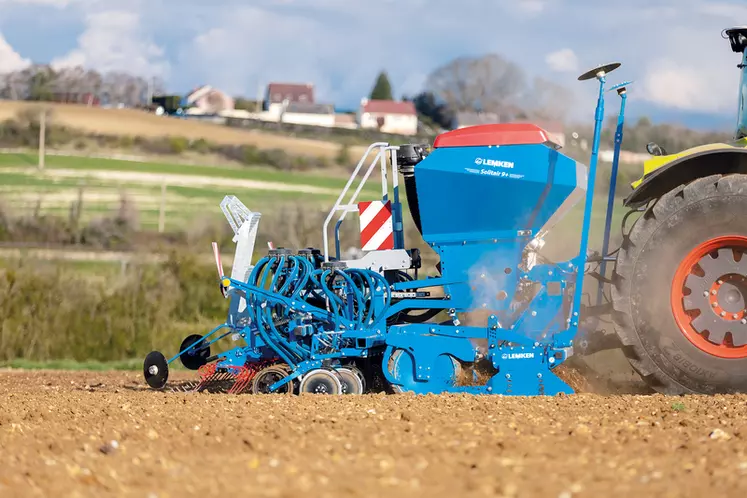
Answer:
[612,173,747,394]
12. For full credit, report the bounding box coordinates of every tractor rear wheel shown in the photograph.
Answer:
[612,174,747,394]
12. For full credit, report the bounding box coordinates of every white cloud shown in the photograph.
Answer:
[51,10,168,78]
[174,6,420,102]
[545,48,579,72]
[0,31,30,73]
[0,0,73,5]
[641,59,736,113]
[515,0,546,16]
[642,62,710,111]
[697,1,747,19]
[179,10,333,98]
[633,19,742,114]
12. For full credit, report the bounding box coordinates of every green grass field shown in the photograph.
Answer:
[0,153,351,187]
[0,358,144,371]
[0,152,381,231]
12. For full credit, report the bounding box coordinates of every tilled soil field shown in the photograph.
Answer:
[2,370,747,498]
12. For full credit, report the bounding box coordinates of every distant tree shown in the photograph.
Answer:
[636,116,652,128]
[577,115,732,154]
[424,54,526,114]
[0,64,164,108]
[370,71,393,101]
[99,71,152,107]
[406,91,454,129]
[28,66,56,101]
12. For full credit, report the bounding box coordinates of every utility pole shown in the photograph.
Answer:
[38,109,46,171]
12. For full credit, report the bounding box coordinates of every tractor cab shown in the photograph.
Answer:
[726,26,747,140]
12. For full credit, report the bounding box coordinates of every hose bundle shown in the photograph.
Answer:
[239,255,393,367]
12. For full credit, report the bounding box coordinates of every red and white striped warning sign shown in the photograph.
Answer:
[357,200,394,251]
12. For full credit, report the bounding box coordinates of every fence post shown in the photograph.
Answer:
[158,182,167,233]
[38,109,46,171]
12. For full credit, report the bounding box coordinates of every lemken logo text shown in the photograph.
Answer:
[501,352,535,360]
[474,157,514,169]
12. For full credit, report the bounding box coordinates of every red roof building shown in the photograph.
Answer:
[266,83,315,104]
[360,98,416,115]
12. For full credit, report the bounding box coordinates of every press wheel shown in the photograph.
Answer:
[298,369,342,395]
[336,367,364,394]
[251,364,294,395]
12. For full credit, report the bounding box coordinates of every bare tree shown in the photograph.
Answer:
[0,64,156,108]
[55,66,82,96]
[84,69,103,104]
[100,71,150,107]
[424,54,527,114]
[0,64,52,100]
[526,77,575,122]
[0,73,15,99]
[55,67,104,103]
[102,71,127,106]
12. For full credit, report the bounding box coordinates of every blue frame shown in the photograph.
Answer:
[597,81,632,306]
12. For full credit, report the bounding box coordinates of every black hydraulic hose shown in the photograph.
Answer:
[403,174,423,235]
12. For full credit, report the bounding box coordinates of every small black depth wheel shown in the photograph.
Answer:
[179,334,210,371]
[144,351,169,389]
[336,367,364,394]
[299,369,342,395]
[251,365,294,395]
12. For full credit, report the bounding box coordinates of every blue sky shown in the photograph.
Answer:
[0,0,745,129]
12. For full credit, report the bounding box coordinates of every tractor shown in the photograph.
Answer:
[608,26,747,394]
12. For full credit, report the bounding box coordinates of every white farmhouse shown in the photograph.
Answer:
[357,98,418,135]
[281,102,336,127]
[264,82,315,120]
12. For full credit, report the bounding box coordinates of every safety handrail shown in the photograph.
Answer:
[322,142,391,261]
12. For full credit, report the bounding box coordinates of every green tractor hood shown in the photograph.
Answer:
[631,138,747,190]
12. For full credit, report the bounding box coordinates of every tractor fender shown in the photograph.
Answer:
[623,147,747,208]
